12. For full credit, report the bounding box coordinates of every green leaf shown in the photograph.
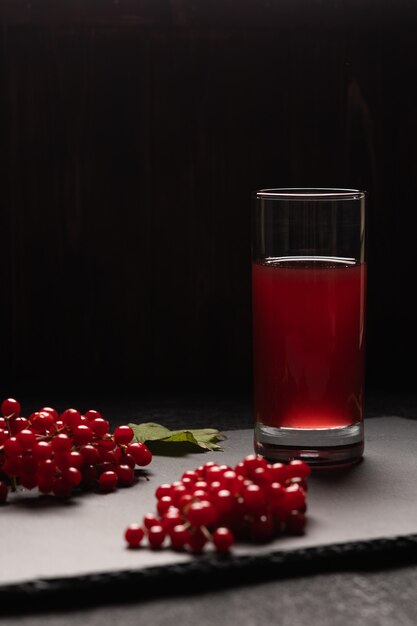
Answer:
[128,422,224,455]
[129,422,172,442]
[160,431,200,445]
[169,428,222,438]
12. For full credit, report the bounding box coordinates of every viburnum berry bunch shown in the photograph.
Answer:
[124,455,310,553]
[0,397,152,503]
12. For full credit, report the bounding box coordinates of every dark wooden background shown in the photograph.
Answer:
[0,0,416,396]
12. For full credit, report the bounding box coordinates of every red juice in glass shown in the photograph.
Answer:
[252,257,366,431]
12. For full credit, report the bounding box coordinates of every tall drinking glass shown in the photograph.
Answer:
[252,189,366,467]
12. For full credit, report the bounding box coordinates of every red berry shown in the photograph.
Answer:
[177,493,193,511]
[61,408,83,430]
[218,464,232,473]
[138,448,152,466]
[208,481,223,494]
[211,489,235,515]
[3,457,22,476]
[40,407,59,421]
[99,449,117,465]
[286,510,307,534]
[84,409,103,422]
[99,470,118,492]
[180,476,194,489]
[194,480,208,491]
[79,444,100,464]
[181,470,199,482]
[38,477,54,494]
[1,398,21,417]
[30,412,54,432]
[241,484,266,514]
[126,442,152,466]
[194,466,205,478]
[250,514,275,543]
[37,459,56,479]
[155,483,172,500]
[220,470,239,493]
[192,488,210,502]
[97,437,116,451]
[54,451,71,470]
[116,464,135,486]
[205,465,224,483]
[125,524,144,548]
[51,434,72,453]
[252,466,272,489]
[114,425,134,446]
[10,417,29,435]
[90,418,110,437]
[169,524,190,550]
[269,463,288,483]
[286,459,311,480]
[143,513,160,530]
[171,484,189,506]
[185,527,207,553]
[161,509,183,531]
[3,436,23,458]
[16,429,36,450]
[33,440,52,461]
[283,484,306,512]
[72,424,93,446]
[147,525,166,548]
[20,473,38,490]
[21,455,37,475]
[186,500,217,527]
[235,462,247,477]
[63,467,82,487]
[201,461,218,475]
[268,481,285,502]
[212,527,235,552]
[287,476,308,491]
[115,450,136,468]
[81,464,98,488]
[242,454,268,475]
[157,495,174,516]
[68,450,84,469]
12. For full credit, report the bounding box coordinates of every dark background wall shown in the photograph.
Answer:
[0,0,416,396]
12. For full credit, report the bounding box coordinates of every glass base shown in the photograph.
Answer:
[254,421,364,468]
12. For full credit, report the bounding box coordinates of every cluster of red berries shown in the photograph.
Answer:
[0,397,152,503]
[124,455,309,553]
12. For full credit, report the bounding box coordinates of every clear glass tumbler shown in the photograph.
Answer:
[252,188,366,467]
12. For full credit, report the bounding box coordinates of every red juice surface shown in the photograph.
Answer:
[252,258,366,429]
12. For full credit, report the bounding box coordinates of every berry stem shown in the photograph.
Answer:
[200,525,212,541]
[36,427,66,441]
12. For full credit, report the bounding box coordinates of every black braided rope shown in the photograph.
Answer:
[2,534,417,615]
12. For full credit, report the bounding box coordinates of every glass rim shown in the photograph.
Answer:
[253,188,366,200]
